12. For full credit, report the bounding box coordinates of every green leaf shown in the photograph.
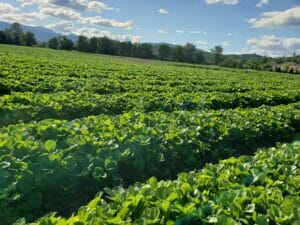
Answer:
[256,214,268,225]
[216,215,237,225]
[147,177,158,188]
[93,167,107,179]
[0,161,11,169]
[244,203,255,214]
[44,140,57,151]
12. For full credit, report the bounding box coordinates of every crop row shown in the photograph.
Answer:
[0,104,299,223]
[1,90,300,127]
[32,142,300,225]
[1,76,295,96]
[1,52,299,95]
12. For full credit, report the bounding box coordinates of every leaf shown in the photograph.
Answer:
[216,215,237,225]
[0,161,11,169]
[104,158,117,171]
[256,214,268,225]
[244,203,255,214]
[147,177,158,188]
[93,167,107,179]
[44,139,57,151]
[12,218,26,225]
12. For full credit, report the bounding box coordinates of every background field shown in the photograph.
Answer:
[0,44,299,224]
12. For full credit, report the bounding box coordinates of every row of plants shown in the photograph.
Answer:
[1,52,299,95]
[29,142,300,225]
[0,104,299,224]
[1,90,299,126]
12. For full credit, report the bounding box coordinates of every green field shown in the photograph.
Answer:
[0,44,299,225]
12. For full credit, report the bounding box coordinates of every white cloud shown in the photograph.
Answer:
[158,8,168,14]
[0,2,19,13]
[0,3,44,24]
[47,21,140,42]
[190,30,207,34]
[0,12,43,24]
[46,21,74,33]
[18,0,113,12]
[83,16,133,29]
[1,3,134,30]
[196,40,208,45]
[176,29,185,34]
[176,30,207,35]
[204,0,239,5]
[227,33,233,36]
[256,0,268,8]
[76,29,140,43]
[222,41,230,47]
[249,6,300,28]
[158,29,167,34]
[40,7,81,20]
[247,35,300,56]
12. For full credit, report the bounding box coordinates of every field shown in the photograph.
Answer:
[0,44,299,225]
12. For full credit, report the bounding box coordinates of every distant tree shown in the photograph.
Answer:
[244,59,262,70]
[59,36,73,50]
[133,43,153,59]
[220,57,238,68]
[37,42,47,48]
[211,45,223,65]
[0,30,11,44]
[117,41,133,56]
[170,45,184,62]
[183,43,197,63]
[77,35,89,52]
[47,37,60,49]
[10,22,23,45]
[194,51,205,64]
[23,31,36,46]
[88,37,98,53]
[158,44,171,60]
[98,37,115,55]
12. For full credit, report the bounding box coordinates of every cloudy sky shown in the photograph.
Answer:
[0,0,299,56]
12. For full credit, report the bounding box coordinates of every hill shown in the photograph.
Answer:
[0,21,77,42]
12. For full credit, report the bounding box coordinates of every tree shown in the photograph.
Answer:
[88,37,98,53]
[117,41,133,56]
[133,43,153,59]
[59,36,73,50]
[158,44,171,60]
[98,37,115,55]
[23,31,36,46]
[194,51,205,64]
[170,45,184,62]
[10,22,23,45]
[0,30,11,44]
[220,57,237,68]
[37,42,47,48]
[211,45,223,65]
[47,37,60,49]
[77,35,89,52]
[183,43,196,63]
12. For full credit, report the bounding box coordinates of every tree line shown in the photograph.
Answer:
[0,23,37,47]
[0,22,299,74]
[47,35,216,65]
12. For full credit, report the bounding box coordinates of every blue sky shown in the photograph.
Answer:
[0,0,300,56]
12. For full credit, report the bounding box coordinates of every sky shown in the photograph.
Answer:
[0,0,300,56]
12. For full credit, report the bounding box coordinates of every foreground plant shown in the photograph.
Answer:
[30,142,300,225]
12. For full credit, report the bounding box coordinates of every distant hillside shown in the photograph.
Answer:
[0,21,78,42]
[149,42,266,64]
[226,53,265,61]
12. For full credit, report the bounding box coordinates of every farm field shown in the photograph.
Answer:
[0,44,299,224]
